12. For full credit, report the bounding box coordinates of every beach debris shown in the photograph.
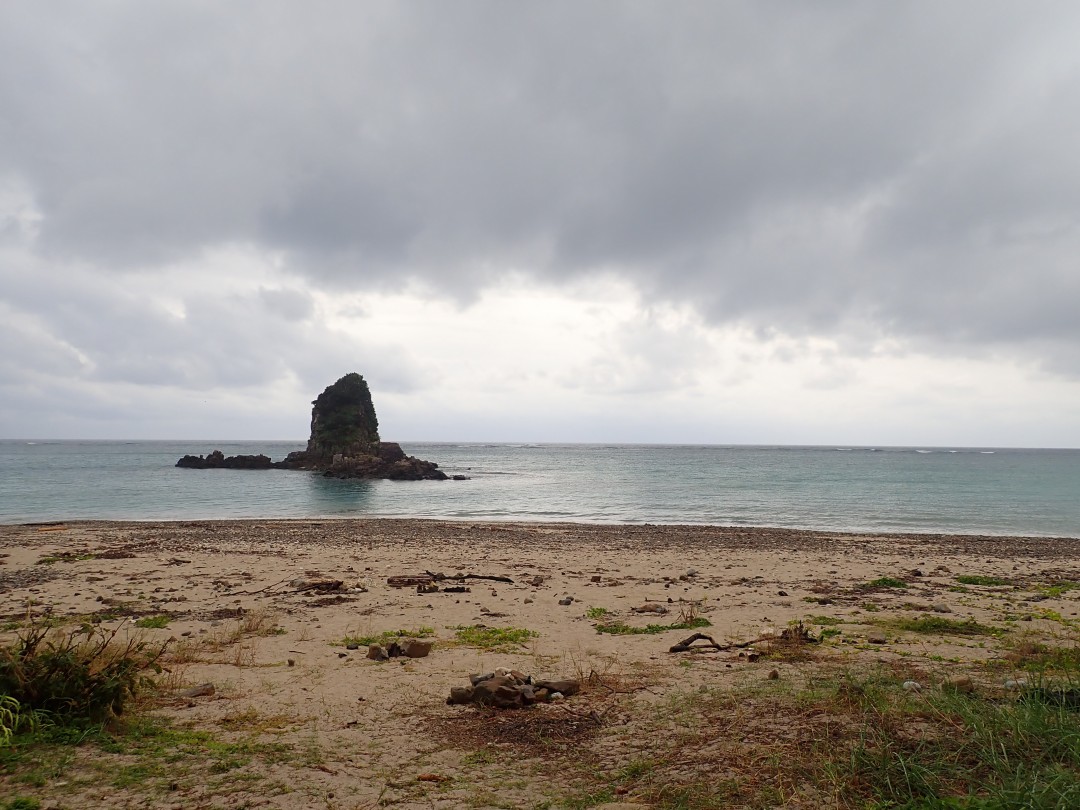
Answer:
[447,670,581,709]
[632,603,668,615]
[388,570,514,589]
[291,578,345,594]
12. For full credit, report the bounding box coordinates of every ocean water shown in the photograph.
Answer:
[1,441,1078,537]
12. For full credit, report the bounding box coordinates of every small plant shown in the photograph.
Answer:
[955,574,1012,587]
[134,615,171,629]
[452,625,538,651]
[586,607,610,620]
[860,577,907,590]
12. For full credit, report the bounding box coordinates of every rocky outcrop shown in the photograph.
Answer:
[176,451,274,470]
[176,373,448,481]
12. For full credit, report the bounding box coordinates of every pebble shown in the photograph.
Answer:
[867,635,887,645]
[767,669,779,680]
[558,597,573,606]
[932,603,952,613]
[902,680,922,692]
[1004,678,1029,690]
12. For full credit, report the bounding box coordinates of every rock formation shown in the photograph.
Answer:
[177,373,448,481]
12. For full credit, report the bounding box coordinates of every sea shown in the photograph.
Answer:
[1,441,1078,538]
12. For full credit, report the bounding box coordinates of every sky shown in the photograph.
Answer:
[2,2,1079,447]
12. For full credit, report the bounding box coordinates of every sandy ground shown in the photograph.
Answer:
[2,519,1079,809]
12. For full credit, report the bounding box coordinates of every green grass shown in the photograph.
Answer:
[807,615,844,626]
[133,615,171,629]
[956,575,1013,587]
[452,625,538,651]
[594,616,711,636]
[340,626,436,647]
[600,658,1080,809]
[585,607,610,620]
[881,615,1001,637]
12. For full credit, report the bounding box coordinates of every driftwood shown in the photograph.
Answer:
[426,570,514,584]
[671,624,820,654]
[669,633,725,653]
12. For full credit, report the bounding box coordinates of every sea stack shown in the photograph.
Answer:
[177,373,447,481]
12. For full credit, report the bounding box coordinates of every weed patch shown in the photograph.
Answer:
[859,577,907,590]
[133,615,171,630]
[956,574,1013,587]
[595,617,711,636]
[881,615,1001,637]
[452,625,538,651]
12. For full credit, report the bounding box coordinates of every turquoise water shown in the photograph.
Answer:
[1,441,1078,537]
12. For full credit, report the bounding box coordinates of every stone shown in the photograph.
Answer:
[179,683,215,698]
[867,635,887,645]
[367,644,389,661]
[903,680,922,692]
[558,597,573,606]
[767,669,780,680]
[447,686,474,705]
[403,640,433,658]
[932,603,952,613]
[945,675,975,693]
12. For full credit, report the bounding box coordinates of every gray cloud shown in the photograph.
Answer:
[2,1,1079,388]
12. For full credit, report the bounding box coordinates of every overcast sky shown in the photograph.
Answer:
[2,2,1079,446]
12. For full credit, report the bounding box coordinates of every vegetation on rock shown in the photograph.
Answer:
[306,372,380,460]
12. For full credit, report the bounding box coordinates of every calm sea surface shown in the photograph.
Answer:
[1,441,1078,537]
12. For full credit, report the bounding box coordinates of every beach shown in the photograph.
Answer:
[3,519,1079,808]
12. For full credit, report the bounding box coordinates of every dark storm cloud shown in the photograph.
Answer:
[3,2,1080,369]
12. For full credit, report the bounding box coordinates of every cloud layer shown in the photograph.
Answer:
[2,2,1079,442]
